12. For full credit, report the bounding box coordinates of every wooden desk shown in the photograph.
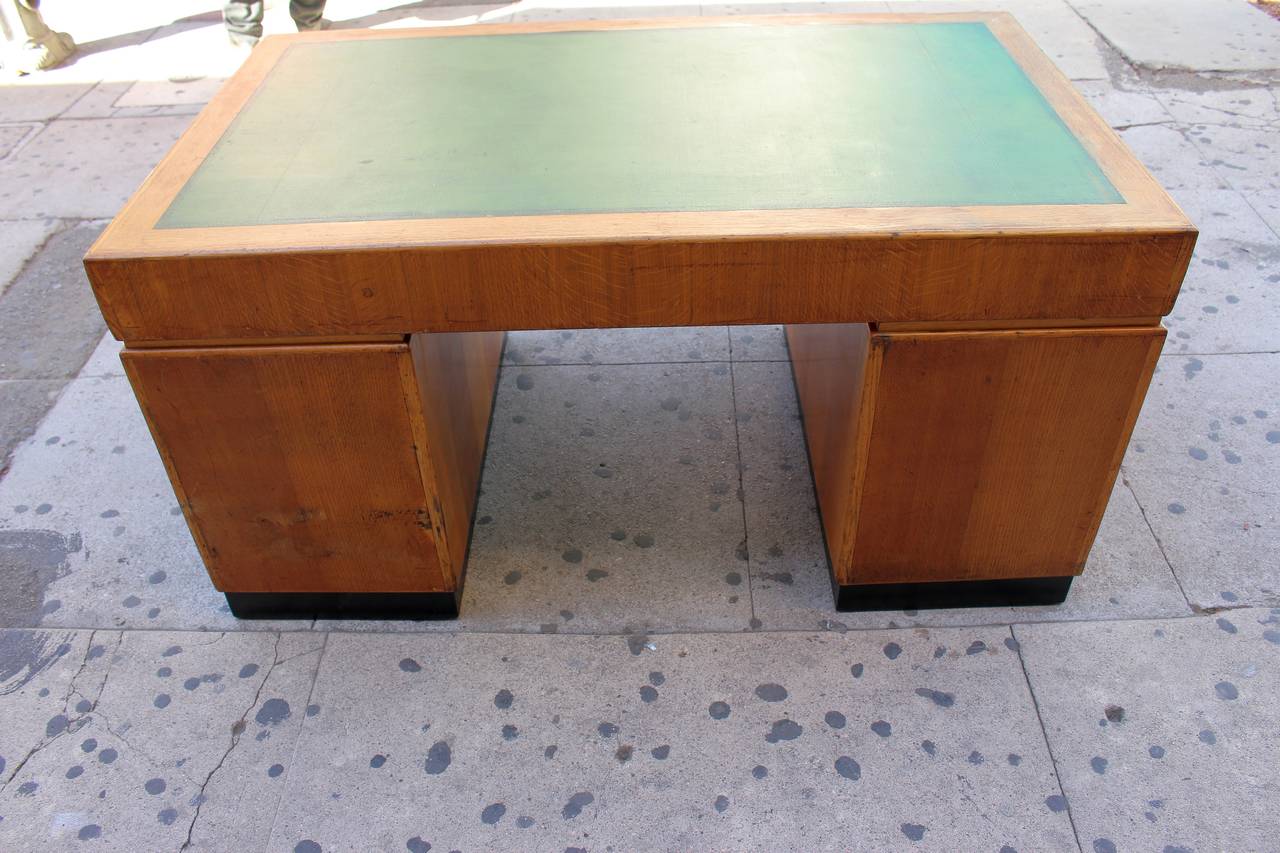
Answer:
[84,14,1195,618]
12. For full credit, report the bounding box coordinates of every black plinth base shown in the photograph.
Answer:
[225,591,461,620]
[834,575,1073,612]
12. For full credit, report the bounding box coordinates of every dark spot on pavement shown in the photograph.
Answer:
[914,688,955,708]
[835,756,861,780]
[754,683,787,702]
[425,741,451,774]
[562,791,594,820]
[255,698,291,725]
[765,719,803,743]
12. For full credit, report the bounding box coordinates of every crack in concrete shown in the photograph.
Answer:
[180,632,282,852]
[58,628,97,717]
[1111,119,1176,131]
[87,631,124,709]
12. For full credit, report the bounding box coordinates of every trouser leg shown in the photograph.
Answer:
[223,0,264,44]
[290,0,327,30]
[15,0,51,39]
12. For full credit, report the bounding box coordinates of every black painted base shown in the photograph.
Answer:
[833,576,1073,612]
[225,591,461,620]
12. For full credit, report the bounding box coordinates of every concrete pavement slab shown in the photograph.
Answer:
[0,217,58,296]
[1180,120,1280,236]
[1072,0,1280,73]
[269,628,1074,851]
[0,122,39,160]
[1123,353,1280,609]
[504,326,729,365]
[0,627,89,797]
[0,628,323,852]
[1120,122,1232,194]
[734,361,1192,631]
[1017,610,1280,852]
[1074,79,1171,128]
[0,380,64,471]
[0,82,95,123]
[1158,84,1280,131]
[109,22,243,110]
[0,221,106,382]
[1162,224,1280,355]
[0,116,189,219]
[729,325,789,362]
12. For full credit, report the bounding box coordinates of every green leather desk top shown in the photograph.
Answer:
[157,21,1121,229]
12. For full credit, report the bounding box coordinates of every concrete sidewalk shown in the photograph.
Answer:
[1,1,1278,851]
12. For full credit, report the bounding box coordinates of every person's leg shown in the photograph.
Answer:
[223,0,264,46]
[12,0,75,73]
[290,0,328,31]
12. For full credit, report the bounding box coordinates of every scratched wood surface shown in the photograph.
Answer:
[122,338,499,594]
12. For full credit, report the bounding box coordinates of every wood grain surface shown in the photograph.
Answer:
[122,340,499,594]
[788,323,1164,586]
[407,330,504,589]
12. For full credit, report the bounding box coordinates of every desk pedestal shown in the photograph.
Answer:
[787,323,1163,609]
[121,322,1160,617]
[122,332,503,620]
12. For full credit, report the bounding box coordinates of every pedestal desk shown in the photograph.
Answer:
[84,14,1196,618]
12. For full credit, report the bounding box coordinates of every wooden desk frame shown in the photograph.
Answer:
[85,14,1196,618]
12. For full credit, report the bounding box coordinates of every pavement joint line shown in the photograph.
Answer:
[1009,623,1085,853]
[0,121,45,162]
[1158,350,1280,357]
[1118,470,1196,615]
[11,604,1278,638]
[505,356,790,368]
